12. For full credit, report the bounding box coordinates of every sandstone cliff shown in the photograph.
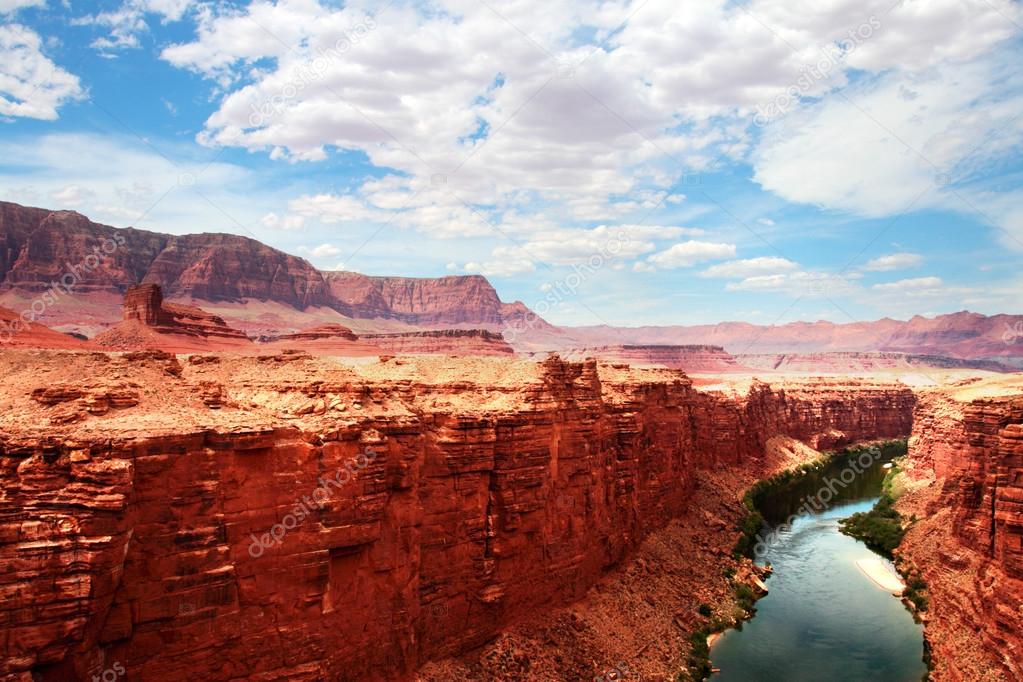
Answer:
[558,344,745,373]
[3,201,1022,362]
[0,352,914,681]
[897,378,1023,681]
[0,202,328,307]
[260,323,384,356]
[361,329,515,356]
[324,272,505,325]
[93,284,253,352]
[0,201,533,330]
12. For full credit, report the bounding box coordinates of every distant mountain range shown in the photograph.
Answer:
[0,201,525,326]
[2,200,1021,361]
[556,312,1023,360]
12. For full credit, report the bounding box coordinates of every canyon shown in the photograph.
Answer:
[0,323,1019,681]
[1,200,1022,681]
[1,350,917,681]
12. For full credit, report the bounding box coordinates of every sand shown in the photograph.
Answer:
[855,557,905,595]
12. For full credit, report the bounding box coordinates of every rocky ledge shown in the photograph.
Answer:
[92,284,253,352]
[557,344,745,373]
[0,351,917,681]
[361,329,515,355]
[260,323,383,356]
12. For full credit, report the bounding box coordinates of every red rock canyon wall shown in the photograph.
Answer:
[898,389,1023,681]
[0,355,915,681]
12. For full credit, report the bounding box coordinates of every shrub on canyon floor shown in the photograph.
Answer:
[902,571,929,614]
[732,500,765,558]
[733,440,909,559]
[732,583,759,616]
[838,460,906,558]
[839,495,904,557]
[677,586,762,681]
[682,628,712,682]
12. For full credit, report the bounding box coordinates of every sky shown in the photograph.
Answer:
[1,0,1022,328]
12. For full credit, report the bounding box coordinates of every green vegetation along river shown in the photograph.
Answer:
[710,444,927,682]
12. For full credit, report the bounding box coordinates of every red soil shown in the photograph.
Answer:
[0,305,92,350]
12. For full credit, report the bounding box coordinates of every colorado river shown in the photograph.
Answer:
[710,452,927,682]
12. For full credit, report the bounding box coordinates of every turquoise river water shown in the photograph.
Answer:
[709,456,927,682]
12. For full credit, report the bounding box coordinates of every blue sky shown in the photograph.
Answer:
[1,0,1022,327]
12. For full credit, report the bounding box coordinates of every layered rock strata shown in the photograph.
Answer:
[0,201,535,330]
[558,344,745,372]
[3,201,1023,360]
[0,352,915,681]
[260,324,384,356]
[323,273,506,325]
[93,284,253,352]
[897,382,1023,681]
[361,329,515,356]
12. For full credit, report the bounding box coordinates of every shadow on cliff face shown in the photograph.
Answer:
[0,351,920,682]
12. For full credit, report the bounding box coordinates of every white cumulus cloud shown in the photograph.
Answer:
[0,24,84,119]
[862,252,923,271]
[151,0,1023,250]
[871,276,943,292]
[0,0,44,14]
[298,243,343,259]
[642,241,736,269]
[260,211,305,231]
[701,256,799,278]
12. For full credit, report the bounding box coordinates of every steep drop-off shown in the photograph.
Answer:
[323,272,506,325]
[0,352,914,681]
[896,380,1023,682]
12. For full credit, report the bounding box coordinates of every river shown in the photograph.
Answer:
[709,453,927,682]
